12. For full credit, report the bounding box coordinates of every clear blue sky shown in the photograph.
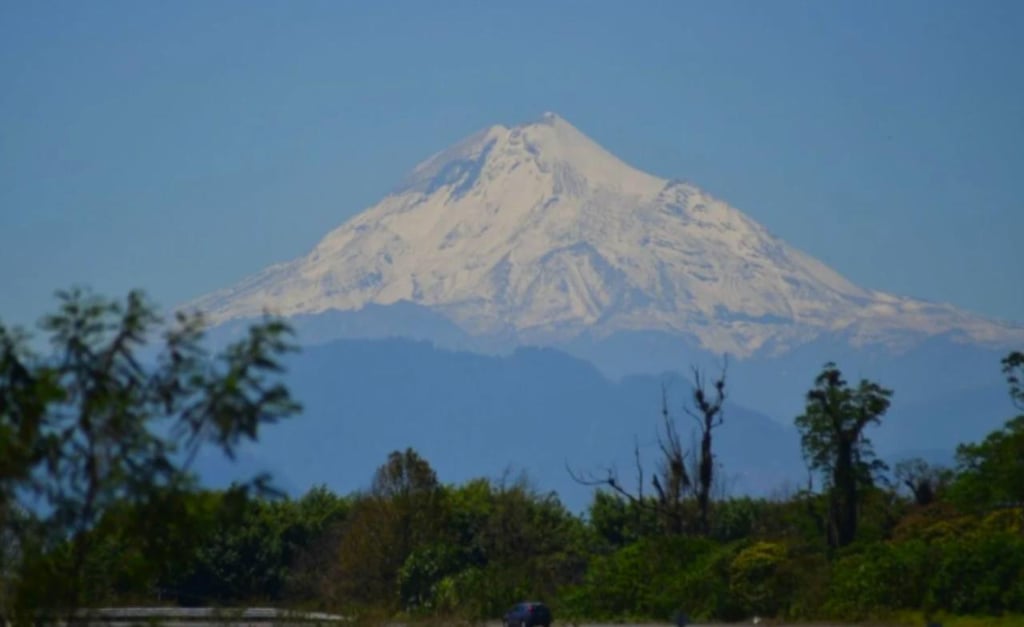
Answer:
[1,0,1022,328]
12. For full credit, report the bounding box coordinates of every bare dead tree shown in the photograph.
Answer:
[566,388,692,534]
[683,362,727,534]
[653,387,690,533]
[567,359,727,536]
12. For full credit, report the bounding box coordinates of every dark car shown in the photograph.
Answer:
[502,601,552,627]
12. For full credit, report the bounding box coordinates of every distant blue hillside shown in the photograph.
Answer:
[193,335,1019,512]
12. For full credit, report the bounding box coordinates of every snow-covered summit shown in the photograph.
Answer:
[398,113,663,199]
[185,113,1024,356]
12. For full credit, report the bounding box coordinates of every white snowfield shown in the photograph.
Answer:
[185,113,1023,357]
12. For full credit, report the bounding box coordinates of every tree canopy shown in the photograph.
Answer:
[794,363,892,548]
[0,288,300,618]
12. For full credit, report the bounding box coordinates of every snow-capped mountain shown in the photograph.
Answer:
[186,113,1023,357]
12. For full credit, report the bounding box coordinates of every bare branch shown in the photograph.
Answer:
[565,461,653,510]
[688,358,728,534]
[634,436,644,502]
[565,461,615,488]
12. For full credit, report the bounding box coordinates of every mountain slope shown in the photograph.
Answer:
[232,337,807,511]
[186,113,1023,357]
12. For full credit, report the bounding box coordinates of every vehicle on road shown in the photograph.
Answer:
[502,601,552,627]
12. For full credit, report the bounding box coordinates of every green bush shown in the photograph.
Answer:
[561,536,741,621]
[729,541,788,618]
[925,531,1024,615]
[825,540,931,619]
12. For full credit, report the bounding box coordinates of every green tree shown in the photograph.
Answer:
[324,449,448,612]
[419,475,588,619]
[729,541,788,618]
[168,491,297,605]
[951,416,1024,510]
[372,448,447,577]
[949,351,1024,511]
[564,535,731,621]
[587,491,659,549]
[795,363,891,548]
[283,486,352,603]
[0,288,300,618]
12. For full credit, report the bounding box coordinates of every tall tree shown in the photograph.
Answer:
[326,449,446,611]
[795,363,891,548]
[371,448,447,563]
[685,366,726,535]
[0,288,300,617]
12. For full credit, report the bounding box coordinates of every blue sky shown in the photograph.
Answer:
[1,0,1022,328]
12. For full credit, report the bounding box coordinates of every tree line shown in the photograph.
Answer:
[2,289,1023,624]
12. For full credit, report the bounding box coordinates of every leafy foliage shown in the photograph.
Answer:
[729,541,788,618]
[950,416,1024,511]
[795,362,892,547]
[3,292,1024,624]
[0,288,300,617]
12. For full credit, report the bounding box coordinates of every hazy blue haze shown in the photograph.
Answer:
[1,0,1022,327]
[194,336,1015,510]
